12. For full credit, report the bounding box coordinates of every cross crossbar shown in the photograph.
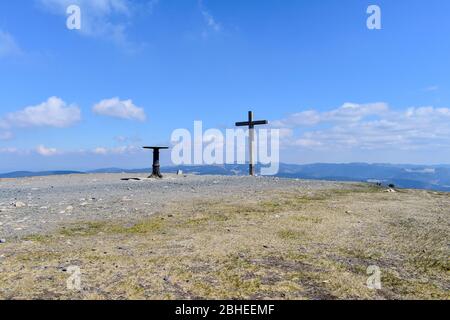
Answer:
[235,120,268,127]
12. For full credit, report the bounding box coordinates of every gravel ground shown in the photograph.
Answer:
[0,173,349,239]
[0,174,448,299]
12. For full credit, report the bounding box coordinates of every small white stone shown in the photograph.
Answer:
[66,206,74,212]
[14,201,27,208]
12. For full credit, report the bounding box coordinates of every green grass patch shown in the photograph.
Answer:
[277,229,306,241]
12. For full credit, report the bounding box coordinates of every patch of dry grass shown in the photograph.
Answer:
[0,185,448,300]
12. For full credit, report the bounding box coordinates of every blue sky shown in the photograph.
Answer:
[0,0,450,172]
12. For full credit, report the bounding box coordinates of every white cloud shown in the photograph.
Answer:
[198,0,221,36]
[273,102,388,127]
[36,145,59,156]
[0,131,13,140]
[114,135,142,143]
[423,85,439,92]
[274,103,450,151]
[293,139,323,148]
[38,0,131,19]
[93,147,108,155]
[93,97,146,121]
[37,0,155,49]
[92,145,139,155]
[0,147,20,154]
[0,29,22,58]
[2,97,81,128]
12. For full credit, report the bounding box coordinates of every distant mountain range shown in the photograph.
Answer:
[2,163,450,192]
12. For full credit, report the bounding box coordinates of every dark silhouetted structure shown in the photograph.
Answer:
[143,146,169,178]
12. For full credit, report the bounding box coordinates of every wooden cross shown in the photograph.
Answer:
[143,146,169,178]
[235,111,268,176]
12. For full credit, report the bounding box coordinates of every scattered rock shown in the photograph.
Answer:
[0,239,6,244]
[80,202,88,206]
[65,206,74,212]
[385,188,397,193]
[345,210,353,214]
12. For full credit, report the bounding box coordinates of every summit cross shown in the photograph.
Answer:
[235,111,269,176]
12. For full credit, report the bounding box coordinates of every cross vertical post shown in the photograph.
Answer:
[248,111,255,176]
[235,111,269,176]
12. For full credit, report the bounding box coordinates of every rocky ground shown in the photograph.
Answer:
[0,173,449,300]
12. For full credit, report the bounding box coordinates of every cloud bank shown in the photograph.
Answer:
[273,103,450,151]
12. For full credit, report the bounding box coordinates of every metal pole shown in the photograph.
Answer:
[152,148,161,178]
